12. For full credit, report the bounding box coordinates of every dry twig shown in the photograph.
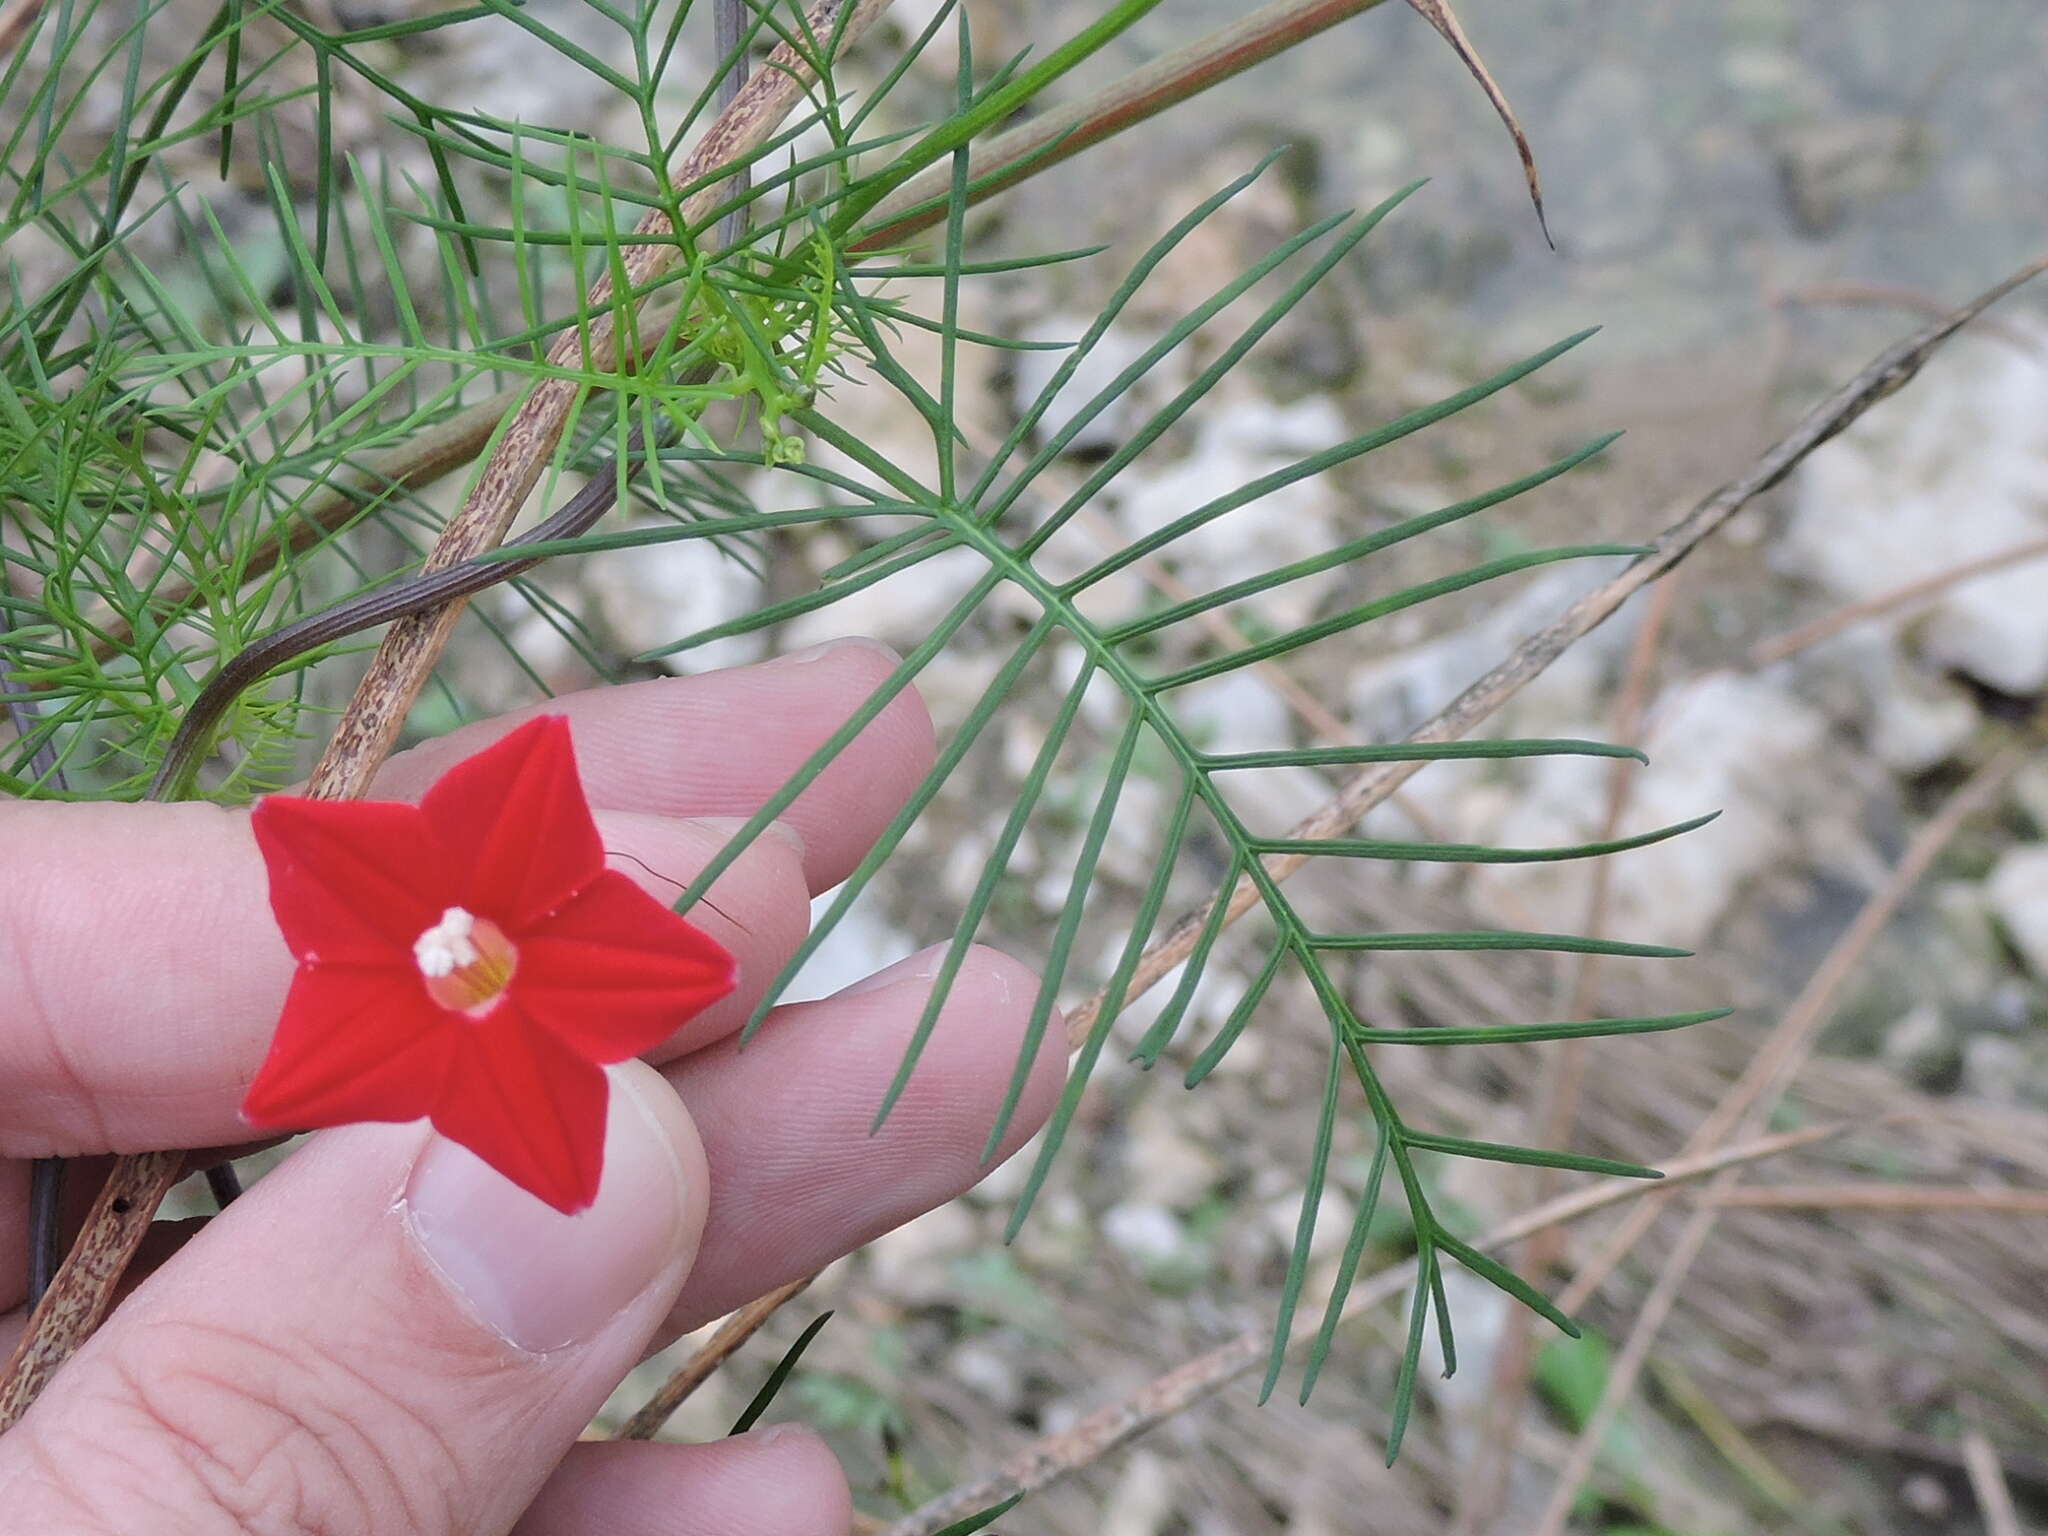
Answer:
[619,1278,813,1442]
[1705,1183,2048,1215]
[1962,1423,2027,1536]
[1744,533,2048,670]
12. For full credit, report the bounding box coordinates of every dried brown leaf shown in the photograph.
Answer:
[1405,0,1552,247]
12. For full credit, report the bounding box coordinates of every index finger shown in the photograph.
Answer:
[374,638,932,894]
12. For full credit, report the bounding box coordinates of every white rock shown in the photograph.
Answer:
[1105,391,1346,633]
[2012,758,2048,834]
[968,1124,1047,1206]
[579,524,766,674]
[1123,1099,1223,1210]
[1962,1035,2031,1105]
[1175,671,1329,828]
[785,895,916,1001]
[1262,1186,1354,1263]
[1101,771,1168,877]
[442,1,627,124]
[942,1343,1024,1417]
[1346,564,1642,745]
[913,647,1007,732]
[864,1201,978,1304]
[1801,630,1978,773]
[1781,326,2048,694]
[1881,1003,1946,1064]
[1420,1269,1511,1418]
[1103,1451,1177,1536]
[1986,844,2048,980]
[1866,660,1979,773]
[1101,1201,1191,1267]
[1009,318,1156,457]
[1215,392,1349,457]
[1467,672,1831,949]
[948,1340,1023,1413]
[778,544,987,653]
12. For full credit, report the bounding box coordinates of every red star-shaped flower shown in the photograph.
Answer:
[243,716,736,1212]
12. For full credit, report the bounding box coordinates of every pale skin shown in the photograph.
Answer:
[0,639,1064,1534]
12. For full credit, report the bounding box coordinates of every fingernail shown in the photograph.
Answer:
[837,944,945,998]
[402,1066,691,1353]
[773,636,903,666]
[695,814,806,862]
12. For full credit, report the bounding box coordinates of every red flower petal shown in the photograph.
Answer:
[242,965,456,1129]
[252,797,453,964]
[246,714,734,1213]
[514,869,738,1060]
[430,1003,610,1214]
[420,716,604,931]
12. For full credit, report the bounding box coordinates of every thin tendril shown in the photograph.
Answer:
[605,847,745,929]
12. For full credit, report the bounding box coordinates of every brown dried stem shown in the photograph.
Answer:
[1706,1183,2048,1214]
[1400,0,1549,245]
[618,1277,815,1442]
[0,1151,182,1429]
[0,0,43,61]
[857,0,1398,250]
[303,0,894,801]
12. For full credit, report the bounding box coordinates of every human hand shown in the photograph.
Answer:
[0,640,1062,1534]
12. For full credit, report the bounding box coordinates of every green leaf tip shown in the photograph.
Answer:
[727,1309,834,1436]
[931,1494,1025,1535]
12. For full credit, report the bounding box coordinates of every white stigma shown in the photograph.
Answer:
[414,906,480,978]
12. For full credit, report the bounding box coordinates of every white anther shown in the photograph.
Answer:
[414,906,480,978]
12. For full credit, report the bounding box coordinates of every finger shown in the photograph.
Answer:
[512,1429,851,1536]
[0,1064,708,1536]
[0,808,804,1158]
[373,638,936,894]
[661,944,1066,1333]
[2,893,1044,1339]
[599,813,809,1057]
[2,946,1067,1344]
